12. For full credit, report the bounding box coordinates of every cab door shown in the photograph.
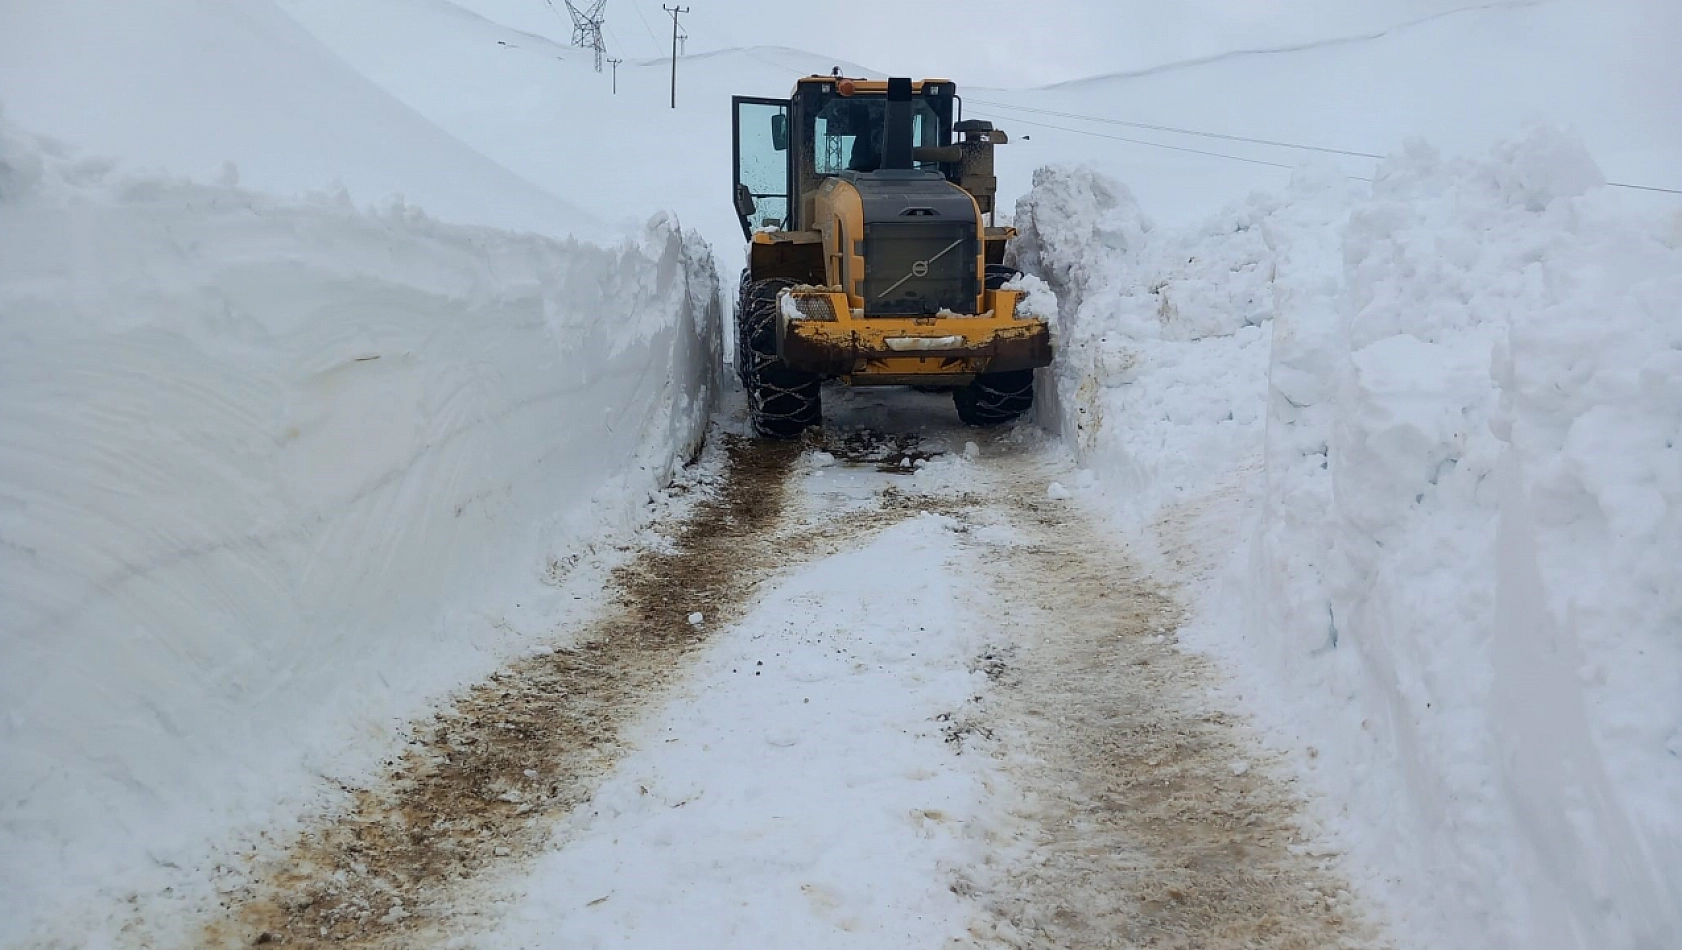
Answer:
[732,97,792,239]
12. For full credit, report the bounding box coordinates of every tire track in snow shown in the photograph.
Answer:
[199,435,813,949]
[960,446,1388,949]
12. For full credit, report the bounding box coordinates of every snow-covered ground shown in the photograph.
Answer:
[486,504,1006,949]
[1017,127,1682,947]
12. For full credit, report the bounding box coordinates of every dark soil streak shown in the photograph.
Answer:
[972,479,1384,950]
[211,437,802,949]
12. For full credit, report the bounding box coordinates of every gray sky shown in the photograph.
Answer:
[456,0,1476,88]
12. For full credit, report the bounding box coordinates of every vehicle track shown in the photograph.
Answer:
[955,445,1385,950]
[201,436,810,949]
[184,388,1389,950]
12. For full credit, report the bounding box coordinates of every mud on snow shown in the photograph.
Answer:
[202,437,808,948]
[184,385,1392,950]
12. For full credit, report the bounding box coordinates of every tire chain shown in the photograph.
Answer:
[955,369,1034,426]
[735,275,821,438]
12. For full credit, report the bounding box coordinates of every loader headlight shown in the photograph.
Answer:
[779,291,840,322]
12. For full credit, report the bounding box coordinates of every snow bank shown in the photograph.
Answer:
[0,122,721,942]
[1014,130,1682,948]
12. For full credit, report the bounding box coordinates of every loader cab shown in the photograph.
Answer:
[732,78,957,238]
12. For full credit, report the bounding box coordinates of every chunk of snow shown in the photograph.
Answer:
[1046,482,1072,501]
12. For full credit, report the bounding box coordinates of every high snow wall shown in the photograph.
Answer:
[0,125,721,941]
[1013,132,1682,949]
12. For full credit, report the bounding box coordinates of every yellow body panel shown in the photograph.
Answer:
[777,289,1049,384]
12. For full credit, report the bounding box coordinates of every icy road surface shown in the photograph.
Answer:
[190,388,1387,950]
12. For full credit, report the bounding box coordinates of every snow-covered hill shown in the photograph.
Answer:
[278,0,1679,269]
[0,0,599,237]
[970,0,1682,225]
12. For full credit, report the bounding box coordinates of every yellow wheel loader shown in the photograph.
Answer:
[731,75,1052,437]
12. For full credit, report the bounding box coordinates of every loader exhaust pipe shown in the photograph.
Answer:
[881,77,915,171]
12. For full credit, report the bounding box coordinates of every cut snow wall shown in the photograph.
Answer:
[0,124,721,942]
[1013,134,1682,949]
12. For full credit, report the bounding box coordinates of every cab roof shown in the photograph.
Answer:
[792,76,956,95]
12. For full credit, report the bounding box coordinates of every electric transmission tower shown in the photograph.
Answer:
[564,0,608,72]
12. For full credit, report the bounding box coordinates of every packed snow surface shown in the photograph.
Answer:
[487,512,1005,949]
[1015,127,1682,948]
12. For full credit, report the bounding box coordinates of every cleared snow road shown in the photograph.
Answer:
[193,388,1385,950]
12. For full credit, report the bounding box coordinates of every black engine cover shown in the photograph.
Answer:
[845,170,979,316]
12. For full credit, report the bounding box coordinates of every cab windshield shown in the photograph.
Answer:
[810,97,942,175]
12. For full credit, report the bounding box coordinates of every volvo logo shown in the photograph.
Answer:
[878,237,965,299]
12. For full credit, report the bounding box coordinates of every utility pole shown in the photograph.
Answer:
[607,57,623,94]
[662,5,688,109]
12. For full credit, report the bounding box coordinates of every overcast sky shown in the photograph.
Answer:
[454,0,1477,88]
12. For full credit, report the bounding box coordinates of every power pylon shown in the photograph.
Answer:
[564,0,608,72]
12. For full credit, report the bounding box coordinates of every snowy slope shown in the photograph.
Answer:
[279,0,1680,279]
[278,0,874,277]
[971,0,1682,225]
[0,0,596,237]
[1014,128,1682,948]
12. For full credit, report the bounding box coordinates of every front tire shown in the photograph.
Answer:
[954,369,1034,427]
[736,276,822,439]
[954,266,1037,426]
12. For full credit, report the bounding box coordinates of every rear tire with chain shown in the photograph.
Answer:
[954,369,1034,427]
[736,275,822,439]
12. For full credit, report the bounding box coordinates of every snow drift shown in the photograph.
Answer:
[1014,130,1682,948]
[0,122,721,943]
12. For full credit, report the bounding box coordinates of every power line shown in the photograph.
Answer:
[603,21,630,58]
[538,0,571,31]
[1607,180,1682,197]
[970,98,1384,160]
[972,98,1682,196]
[970,111,1369,180]
[623,0,664,56]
